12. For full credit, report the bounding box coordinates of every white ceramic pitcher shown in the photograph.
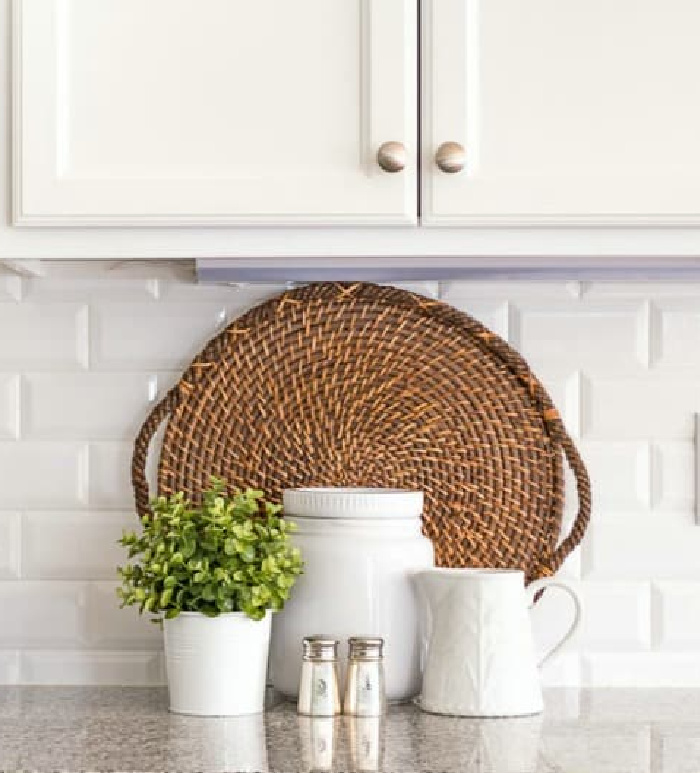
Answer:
[415,568,581,717]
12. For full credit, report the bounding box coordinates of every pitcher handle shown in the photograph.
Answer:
[526,578,581,668]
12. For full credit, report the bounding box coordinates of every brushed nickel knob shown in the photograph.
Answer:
[377,141,406,173]
[435,141,466,173]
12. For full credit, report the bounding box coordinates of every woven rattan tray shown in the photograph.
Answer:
[132,282,590,581]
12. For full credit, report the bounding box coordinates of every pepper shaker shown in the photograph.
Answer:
[298,636,341,716]
[343,636,386,716]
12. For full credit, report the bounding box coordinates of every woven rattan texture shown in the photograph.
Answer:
[132,283,590,581]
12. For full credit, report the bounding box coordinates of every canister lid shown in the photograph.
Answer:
[348,636,384,660]
[283,488,423,520]
[302,635,339,661]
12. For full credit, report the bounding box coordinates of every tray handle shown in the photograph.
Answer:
[535,412,591,579]
[131,389,179,518]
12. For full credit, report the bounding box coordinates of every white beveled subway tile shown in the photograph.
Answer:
[0,582,87,647]
[0,304,88,370]
[533,370,581,437]
[23,373,157,441]
[652,582,700,650]
[531,583,582,658]
[584,280,700,299]
[441,281,577,301]
[532,581,650,656]
[582,517,700,580]
[542,726,651,773]
[655,728,700,773]
[651,442,694,512]
[516,304,645,372]
[21,260,194,303]
[0,651,20,684]
[436,296,510,340]
[22,276,158,302]
[581,376,700,440]
[86,582,163,650]
[0,376,19,439]
[162,280,287,305]
[383,281,440,299]
[539,653,581,687]
[0,512,21,579]
[0,442,87,508]
[95,405,165,509]
[582,653,700,687]
[88,442,135,510]
[0,271,22,302]
[90,302,227,371]
[20,650,165,685]
[579,582,651,651]
[578,441,651,513]
[654,301,700,371]
[22,512,134,580]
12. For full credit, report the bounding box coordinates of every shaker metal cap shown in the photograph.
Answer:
[348,636,384,660]
[302,635,339,661]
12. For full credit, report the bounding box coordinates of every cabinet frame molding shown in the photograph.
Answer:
[12,0,417,226]
[420,0,700,227]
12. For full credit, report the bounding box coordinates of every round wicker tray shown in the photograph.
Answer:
[132,282,590,581]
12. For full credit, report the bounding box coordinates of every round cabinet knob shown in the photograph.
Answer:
[377,141,407,173]
[435,141,466,173]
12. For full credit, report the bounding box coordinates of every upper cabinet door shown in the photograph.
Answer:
[13,0,416,226]
[422,0,700,226]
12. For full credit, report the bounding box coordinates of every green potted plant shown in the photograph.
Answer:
[118,478,303,716]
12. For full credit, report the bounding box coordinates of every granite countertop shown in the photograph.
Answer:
[0,686,697,773]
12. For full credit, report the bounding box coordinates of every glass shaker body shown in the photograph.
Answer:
[343,637,386,717]
[297,636,341,717]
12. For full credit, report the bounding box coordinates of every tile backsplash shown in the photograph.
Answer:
[0,262,699,686]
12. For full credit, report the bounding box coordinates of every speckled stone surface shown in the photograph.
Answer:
[0,686,697,772]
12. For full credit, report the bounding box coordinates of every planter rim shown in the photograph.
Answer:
[166,610,271,619]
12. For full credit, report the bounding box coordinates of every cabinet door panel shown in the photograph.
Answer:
[423,0,700,226]
[14,0,416,225]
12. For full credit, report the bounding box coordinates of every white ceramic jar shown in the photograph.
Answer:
[269,488,434,702]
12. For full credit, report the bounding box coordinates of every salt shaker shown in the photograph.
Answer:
[343,637,386,716]
[298,636,341,716]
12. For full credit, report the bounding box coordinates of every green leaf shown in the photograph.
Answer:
[116,479,304,622]
[160,588,173,607]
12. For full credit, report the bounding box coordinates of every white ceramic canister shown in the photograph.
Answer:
[269,488,434,702]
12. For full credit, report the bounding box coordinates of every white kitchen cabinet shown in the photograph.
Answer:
[13,0,417,226]
[422,0,700,227]
[8,0,700,260]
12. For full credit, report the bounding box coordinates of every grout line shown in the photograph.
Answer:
[695,414,700,526]
[505,301,518,347]
[416,0,422,221]
[643,442,655,511]
[649,581,662,650]
[147,278,160,300]
[565,370,583,439]
[13,374,21,441]
[635,300,660,369]
[15,510,23,581]
[77,305,90,370]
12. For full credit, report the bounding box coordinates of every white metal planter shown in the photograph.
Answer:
[164,610,272,716]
